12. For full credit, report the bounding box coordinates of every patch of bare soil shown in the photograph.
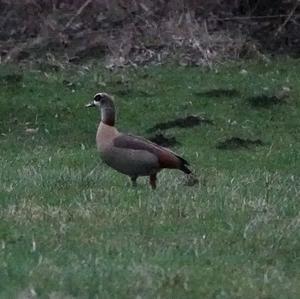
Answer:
[147,115,213,133]
[247,88,290,108]
[216,137,264,150]
[113,88,155,97]
[195,89,240,98]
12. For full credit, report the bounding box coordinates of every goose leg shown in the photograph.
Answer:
[149,174,157,189]
[131,176,138,187]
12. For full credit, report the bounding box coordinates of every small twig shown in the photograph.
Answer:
[65,0,92,29]
[216,13,300,22]
[275,0,300,36]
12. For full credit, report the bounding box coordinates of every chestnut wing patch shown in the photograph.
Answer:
[113,134,183,169]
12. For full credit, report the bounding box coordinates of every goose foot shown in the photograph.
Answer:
[150,174,157,189]
[131,176,138,187]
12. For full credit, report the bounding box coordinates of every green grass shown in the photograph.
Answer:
[0,58,299,298]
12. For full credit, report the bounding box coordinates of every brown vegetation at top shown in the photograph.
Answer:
[0,0,299,66]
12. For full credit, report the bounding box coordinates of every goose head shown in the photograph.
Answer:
[86,92,114,109]
[86,92,116,126]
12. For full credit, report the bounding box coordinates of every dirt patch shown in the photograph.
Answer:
[147,115,213,133]
[148,133,180,147]
[247,88,290,108]
[195,89,240,98]
[216,137,264,150]
[248,95,284,108]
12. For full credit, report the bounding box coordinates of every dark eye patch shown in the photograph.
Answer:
[94,94,102,102]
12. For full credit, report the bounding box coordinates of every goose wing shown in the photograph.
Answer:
[113,133,190,170]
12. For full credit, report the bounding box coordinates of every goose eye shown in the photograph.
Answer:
[94,95,102,102]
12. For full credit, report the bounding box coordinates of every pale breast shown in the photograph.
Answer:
[96,122,119,152]
[96,123,159,176]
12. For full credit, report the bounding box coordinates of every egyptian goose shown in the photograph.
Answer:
[86,92,192,189]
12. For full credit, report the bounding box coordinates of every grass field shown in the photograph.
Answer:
[0,58,299,298]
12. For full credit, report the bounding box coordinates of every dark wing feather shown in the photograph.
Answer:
[113,134,190,171]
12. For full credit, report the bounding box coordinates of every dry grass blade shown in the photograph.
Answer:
[65,0,92,29]
[274,0,300,36]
